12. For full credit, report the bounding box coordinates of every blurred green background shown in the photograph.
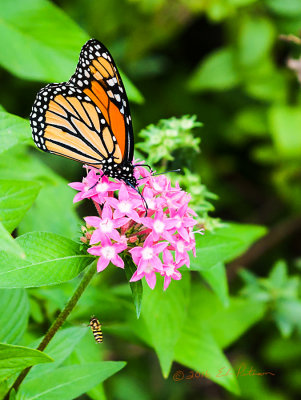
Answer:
[0,0,301,399]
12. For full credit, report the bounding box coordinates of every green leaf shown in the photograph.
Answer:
[0,0,88,82]
[189,286,267,349]
[191,222,267,270]
[121,73,144,104]
[9,388,16,400]
[268,105,301,158]
[0,343,53,382]
[200,262,229,307]
[66,330,106,400]
[268,260,287,288]
[264,0,301,16]
[0,0,142,103]
[0,147,64,184]
[0,111,31,154]
[137,275,190,377]
[0,232,94,288]
[174,286,239,394]
[0,289,29,344]
[0,179,41,233]
[16,362,126,400]
[27,327,89,380]
[188,47,240,92]
[238,17,275,67]
[0,221,25,257]
[18,182,81,238]
[124,256,143,318]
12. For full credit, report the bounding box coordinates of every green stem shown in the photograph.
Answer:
[6,260,97,398]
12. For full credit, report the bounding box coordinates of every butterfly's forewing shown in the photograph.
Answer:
[70,39,134,163]
[30,39,134,168]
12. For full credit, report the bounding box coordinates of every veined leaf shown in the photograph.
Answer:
[200,262,229,307]
[26,327,89,380]
[0,111,31,154]
[0,289,29,344]
[0,179,41,233]
[0,232,94,288]
[0,343,53,382]
[0,0,142,103]
[16,362,126,400]
[124,256,143,319]
[0,222,25,257]
[191,222,267,270]
[134,275,190,377]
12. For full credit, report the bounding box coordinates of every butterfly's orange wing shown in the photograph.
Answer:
[30,39,133,168]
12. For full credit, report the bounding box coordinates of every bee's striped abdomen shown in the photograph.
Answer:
[89,317,103,343]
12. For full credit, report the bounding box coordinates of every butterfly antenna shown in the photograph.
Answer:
[125,181,148,217]
[138,169,181,180]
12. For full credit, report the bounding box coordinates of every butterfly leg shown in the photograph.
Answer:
[88,172,105,190]
[125,180,149,217]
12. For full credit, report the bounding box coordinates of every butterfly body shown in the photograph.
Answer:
[30,39,136,187]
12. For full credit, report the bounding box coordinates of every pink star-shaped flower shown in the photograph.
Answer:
[169,205,197,241]
[129,234,168,288]
[87,236,127,271]
[161,249,185,290]
[106,184,141,222]
[84,204,128,244]
[141,210,175,242]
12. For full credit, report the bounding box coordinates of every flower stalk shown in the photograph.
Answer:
[6,260,97,398]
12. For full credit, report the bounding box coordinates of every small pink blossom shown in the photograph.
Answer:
[87,236,127,272]
[162,249,185,290]
[141,211,175,242]
[70,163,201,290]
[85,204,128,244]
[106,184,141,222]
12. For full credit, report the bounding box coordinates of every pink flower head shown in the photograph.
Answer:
[69,164,201,290]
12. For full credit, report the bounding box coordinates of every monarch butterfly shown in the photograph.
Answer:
[89,316,103,343]
[30,39,137,187]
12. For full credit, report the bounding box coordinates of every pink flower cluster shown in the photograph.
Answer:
[69,165,199,290]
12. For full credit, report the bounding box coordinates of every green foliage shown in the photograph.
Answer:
[16,362,126,400]
[240,260,301,337]
[124,255,143,318]
[0,110,32,154]
[134,274,190,377]
[137,115,201,163]
[0,289,29,344]
[188,47,240,91]
[0,343,53,382]
[0,180,41,233]
[0,0,300,399]
[191,223,267,270]
[0,232,93,288]
[0,222,24,257]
